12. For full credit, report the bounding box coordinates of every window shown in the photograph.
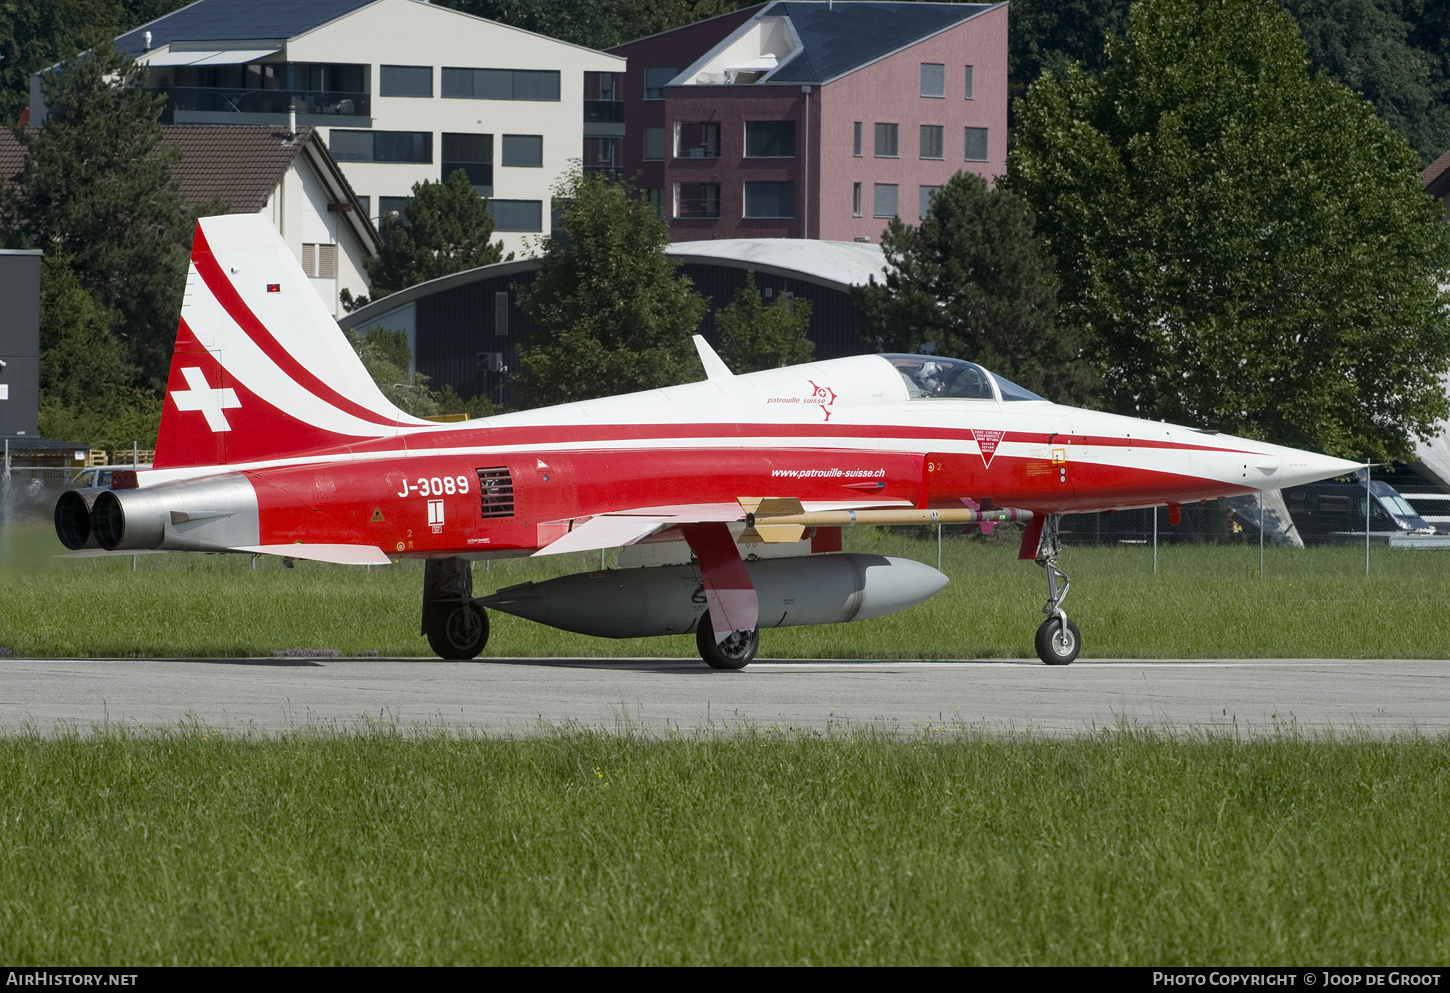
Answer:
[495,292,509,336]
[873,183,898,218]
[745,121,795,158]
[331,130,432,163]
[676,122,720,158]
[964,65,974,100]
[643,127,665,161]
[874,123,898,158]
[300,243,337,279]
[852,182,862,217]
[442,133,493,194]
[501,134,542,168]
[920,125,944,160]
[965,126,989,162]
[644,66,677,99]
[919,185,940,219]
[489,199,543,232]
[853,121,862,157]
[442,67,559,101]
[587,137,616,168]
[644,187,665,218]
[676,182,720,219]
[380,65,432,97]
[745,181,794,218]
[921,63,945,98]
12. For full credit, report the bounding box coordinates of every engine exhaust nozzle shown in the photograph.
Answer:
[54,487,109,550]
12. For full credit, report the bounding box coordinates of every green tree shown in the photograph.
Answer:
[347,169,510,310]
[3,37,206,388]
[0,1,121,124]
[855,171,1093,405]
[346,325,497,418]
[512,169,706,407]
[1283,0,1450,165]
[714,271,813,372]
[1008,0,1133,120]
[33,251,163,449]
[1010,0,1450,460]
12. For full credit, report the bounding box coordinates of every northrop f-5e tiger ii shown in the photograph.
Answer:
[55,215,1360,666]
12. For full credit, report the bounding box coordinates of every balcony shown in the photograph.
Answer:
[583,100,625,124]
[676,184,720,219]
[161,86,371,122]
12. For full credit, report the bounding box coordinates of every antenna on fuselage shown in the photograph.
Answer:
[693,335,734,381]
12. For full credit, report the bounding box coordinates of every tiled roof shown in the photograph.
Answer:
[2,125,312,214]
[161,124,312,212]
[765,1,1000,85]
[116,0,379,57]
[0,131,24,189]
[1423,147,1450,200]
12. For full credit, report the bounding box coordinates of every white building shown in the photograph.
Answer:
[164,125,379,317]
[34,0,624,259]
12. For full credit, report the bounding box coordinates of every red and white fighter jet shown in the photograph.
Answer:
[55,215,1360,666]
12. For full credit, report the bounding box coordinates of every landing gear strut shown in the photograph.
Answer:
[1034,515,1080,665]
[422,557,489,660]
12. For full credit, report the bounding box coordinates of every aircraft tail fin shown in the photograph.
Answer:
[153,214,433,469]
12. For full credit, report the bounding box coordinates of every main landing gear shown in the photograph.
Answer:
[1034,515,1081,665]
[695,609,760,670]
[422,557,490,660]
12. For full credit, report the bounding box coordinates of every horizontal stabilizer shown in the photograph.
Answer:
[231,544,392,565]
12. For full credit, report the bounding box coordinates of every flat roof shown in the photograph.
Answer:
[339,239,889,329]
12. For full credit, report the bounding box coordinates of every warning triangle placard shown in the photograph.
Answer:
[973,429,1004,468]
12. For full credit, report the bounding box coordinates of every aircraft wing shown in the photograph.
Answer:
[532,498,914,557]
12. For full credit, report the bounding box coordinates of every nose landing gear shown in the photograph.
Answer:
[1033,515,1080,665]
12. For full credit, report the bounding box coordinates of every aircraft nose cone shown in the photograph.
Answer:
[1273,450,1365,489]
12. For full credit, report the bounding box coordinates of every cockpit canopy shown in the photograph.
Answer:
[884,354,1046,402]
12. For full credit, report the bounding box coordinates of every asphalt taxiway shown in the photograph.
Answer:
[1,657,1447,736]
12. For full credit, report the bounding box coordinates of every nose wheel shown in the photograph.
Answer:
[1034,515,1081,665]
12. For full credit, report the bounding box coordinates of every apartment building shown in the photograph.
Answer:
[32,0,623,258]
[605,1,1007,243]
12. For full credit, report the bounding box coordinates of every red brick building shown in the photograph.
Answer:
[596,1,1007,243]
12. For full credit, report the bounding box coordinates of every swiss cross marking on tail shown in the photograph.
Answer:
[171,366,241,432]
[973,429,1004,468]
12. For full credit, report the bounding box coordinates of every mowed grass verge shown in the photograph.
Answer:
[1,726,1447,965]
[2,526,1448,658]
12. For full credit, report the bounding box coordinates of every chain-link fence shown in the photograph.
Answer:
[0,465,75,531]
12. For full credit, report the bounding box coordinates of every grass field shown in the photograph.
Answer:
[1,525,1447,659]
[0,724,1446,966]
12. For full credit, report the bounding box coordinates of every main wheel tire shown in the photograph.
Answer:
[695,610,759,670]
[426,601,489,660]
[1035,616,1081,665]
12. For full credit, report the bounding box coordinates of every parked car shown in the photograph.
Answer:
[1283,480,1439,542]
[68,465,151,489]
